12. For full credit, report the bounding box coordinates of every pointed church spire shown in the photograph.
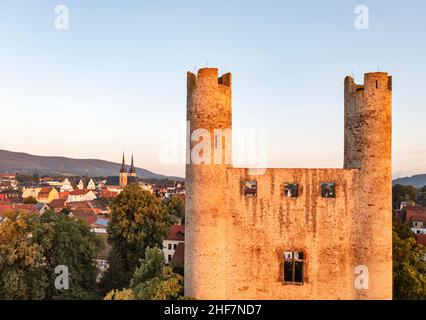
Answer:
[120,152,126,173]
[129,153,136,174]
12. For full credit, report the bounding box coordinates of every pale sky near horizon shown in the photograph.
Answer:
[0,0,425,178]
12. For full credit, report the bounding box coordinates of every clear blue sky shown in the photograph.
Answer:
[0,0,425,177]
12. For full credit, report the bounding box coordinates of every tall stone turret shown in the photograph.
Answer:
[185,68,232,299]
[344,72,392,299]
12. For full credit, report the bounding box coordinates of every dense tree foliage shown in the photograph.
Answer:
[392,184,418,209]
[101,184,170,291]
[163,196,185,223]
[0,211,47,299]
[0,210,102,300]
[392,184,426,299]
[23,197,38,204]
[35,212,102,299]
[418,186,426,207]
[393,216,426,299]
[15,174,39,186]
[104,247,183,300]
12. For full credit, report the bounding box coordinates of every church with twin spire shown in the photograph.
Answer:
[105,153,138,187]
[119,153,137,187]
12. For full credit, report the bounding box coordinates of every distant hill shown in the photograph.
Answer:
[0,149,176,180]
[393,174,426,188]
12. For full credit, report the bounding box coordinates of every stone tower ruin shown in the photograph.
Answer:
[185,68,392,300]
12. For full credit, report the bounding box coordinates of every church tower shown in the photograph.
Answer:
[119,153,128,187]
[129,153,137,177]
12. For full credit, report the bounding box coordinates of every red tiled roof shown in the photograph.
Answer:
[59,192,70,199]
[407,214,426,224]
[70,211,96,220]
[405,205,426,212]
[100,190,118,199]
[69,189,92,196]
[38,193,49,198]
[84,215,98,226]
[38,187,55,198]
[171,242,184,266]
[415,234,426,246]
[49,199,67,209]
[0,204,38,214]
[166,224,185,241]
[67,201,92,211]
[15,204,38,213]
[406,206,426,225]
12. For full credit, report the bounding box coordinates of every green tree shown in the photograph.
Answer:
[104,247,183,300]
[418,186,426,207]
[171,262,184,277]
[163,196,185,223]
[392,184,418,209]
[0,211,48,300]
[34,211,103,300]
[133,266,183,300]
[23,197,38,204]
[0,210,103,300]
[99,247,129,294]
[102,184,170,290]
[59,207,71,215]
[130,247,164,285]
[104,288,134,300]
[393,216,426,300]
[16,174,40,186]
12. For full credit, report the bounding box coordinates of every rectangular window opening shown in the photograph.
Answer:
[284,183,299,198]
[283,251,304,285]
[321,182,336,198]
[243,180,257,197]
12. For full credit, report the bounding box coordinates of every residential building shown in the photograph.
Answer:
[60,178,74,192]
[0,203,47,215]
[48,198,68,213]
[1,189,23,203]
[36,187,59,204]
[90,217,110,234]
[87,179,96,190]
[140,183,154,194]
[404,205,426,246]
[67,189,97,202]
[0,173,18,190]
[66,201,94,215]
[162,224,185,264]
[22,187,41,199]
